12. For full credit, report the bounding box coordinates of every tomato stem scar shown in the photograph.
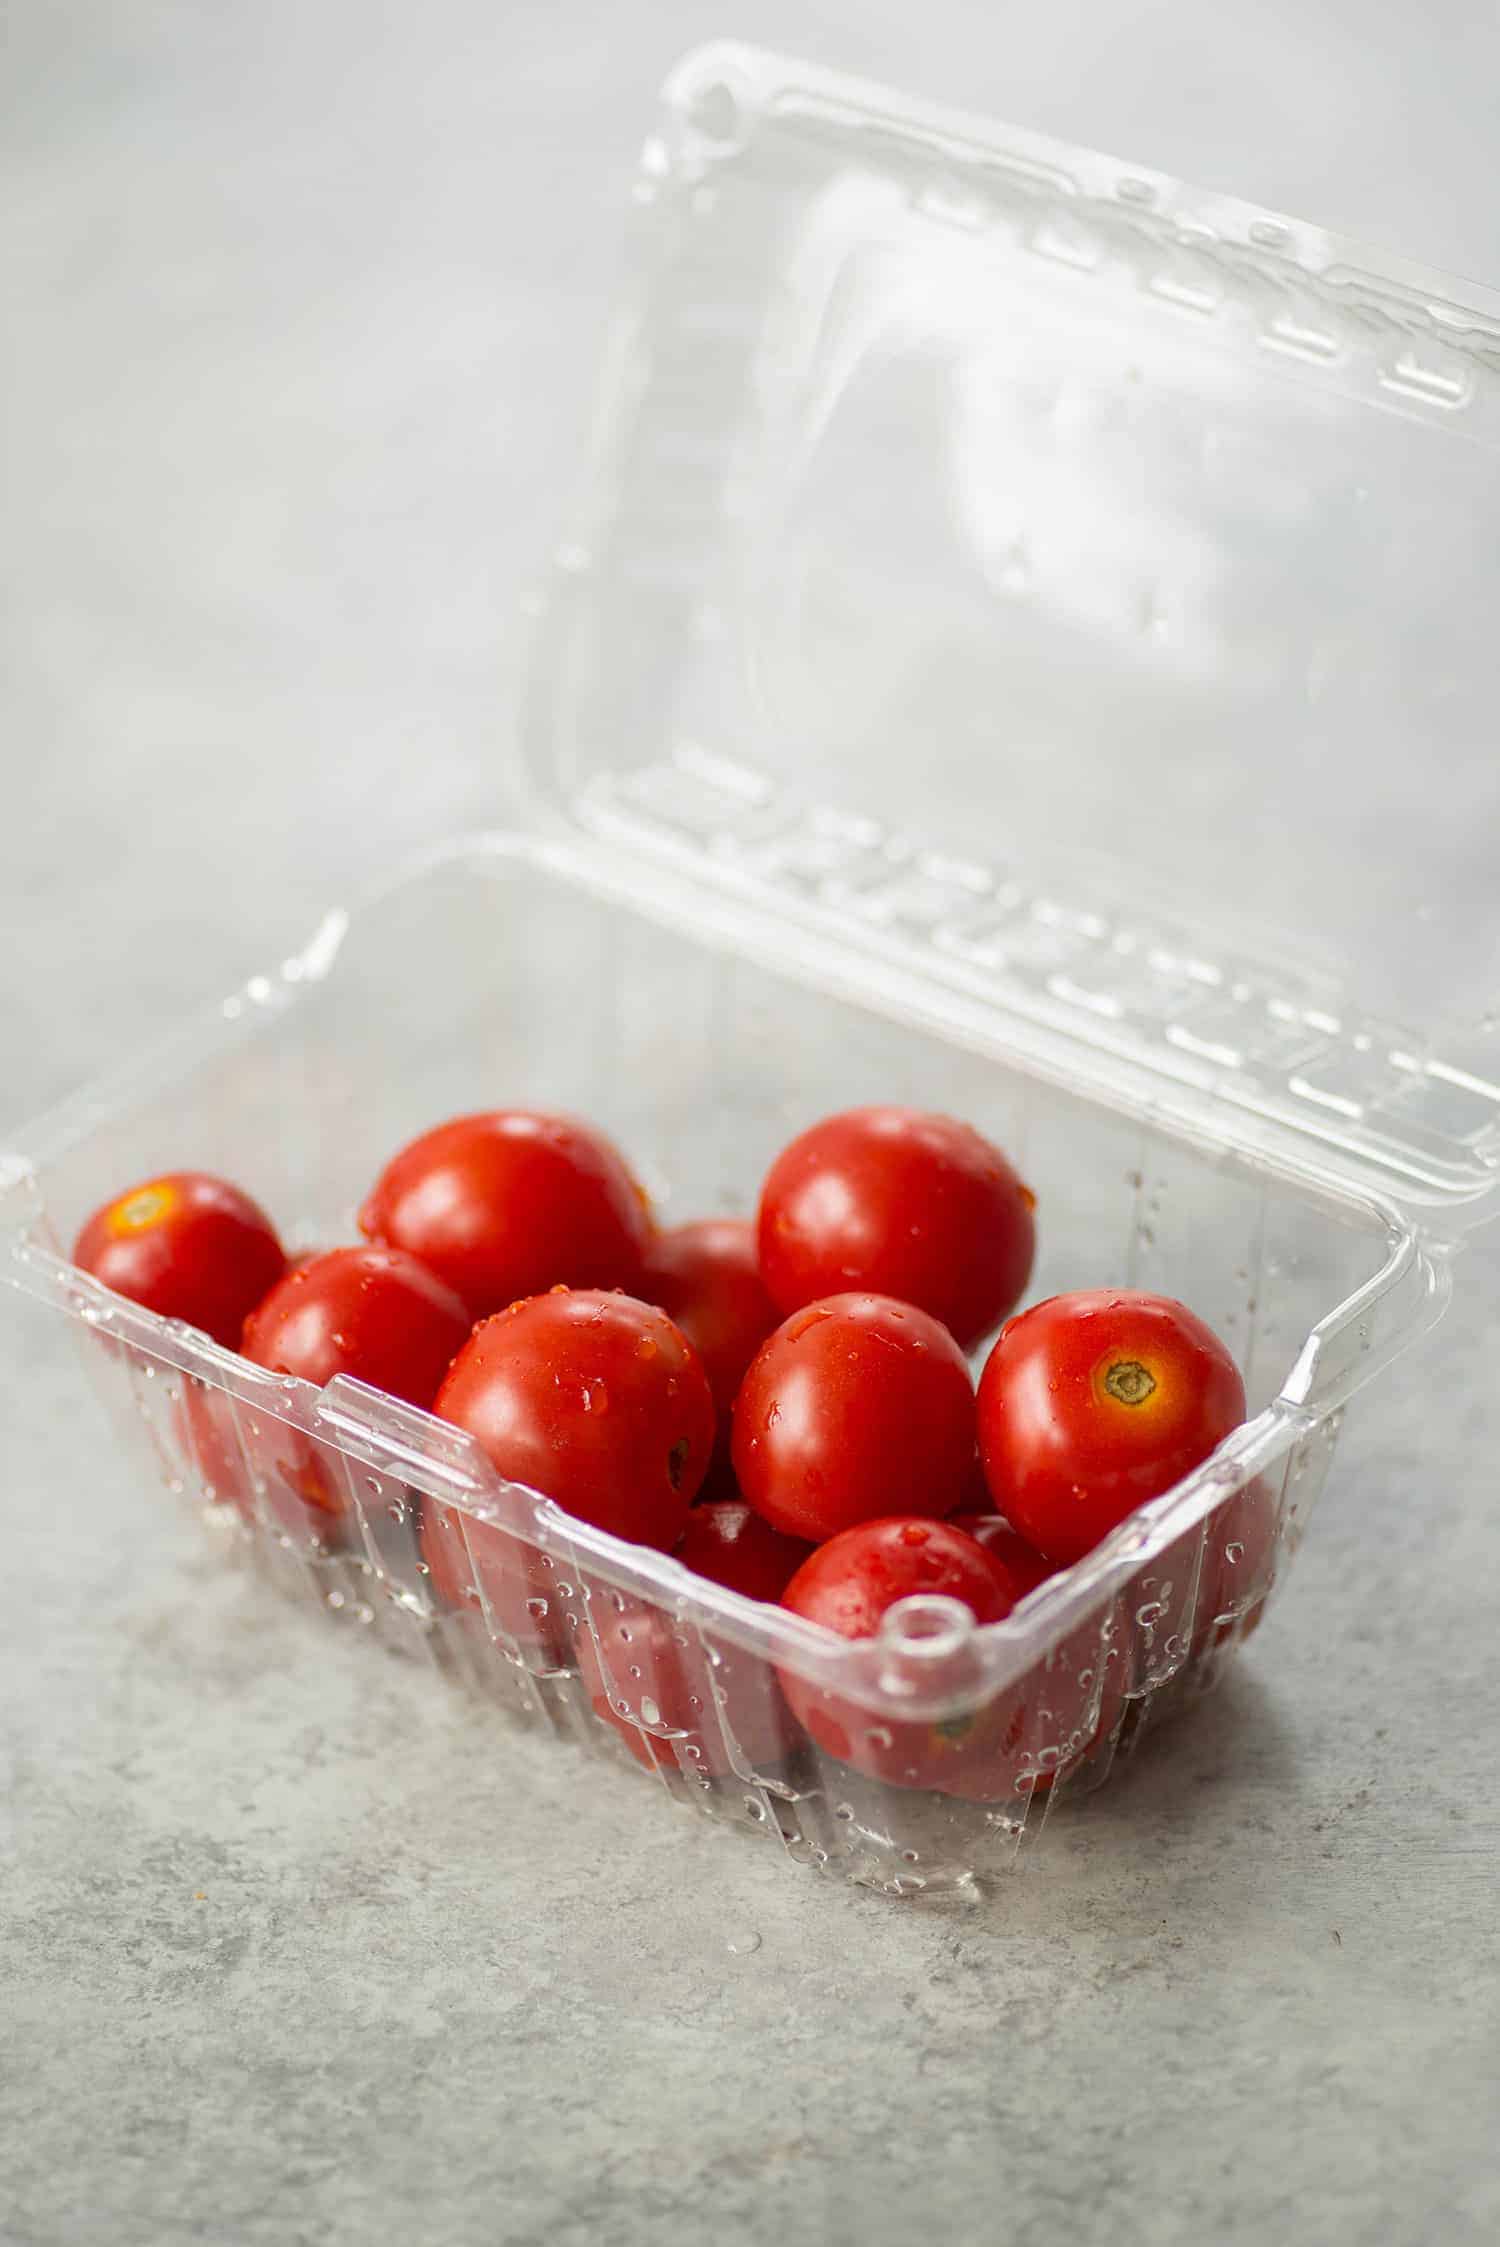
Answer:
[1103,1359,1157,1406]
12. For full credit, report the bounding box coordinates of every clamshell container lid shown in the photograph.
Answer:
[526,42,1500,1237]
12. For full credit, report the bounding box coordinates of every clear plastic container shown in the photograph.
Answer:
[6,43,1496,1894]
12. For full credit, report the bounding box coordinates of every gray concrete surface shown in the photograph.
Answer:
[3,6,1499,2243]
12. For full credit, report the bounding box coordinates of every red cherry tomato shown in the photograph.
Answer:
[757,1107,1035,1350]
[242,1246,470,1405]
[176,1377,247,1507]
[780,1516,1121,1801]
[978,1291,1246,1567]
[73,1171,285,1349]
[420,1499,571,1665]
[946,1511,1128,1788]
[675,1501,813,1603]
[217,1246,470,1545]
[732,1293,975,1543]
[579,1502,812,1774]
[639,1219,779,1423]
[433,1289,715,1548]
[358,1112,651,1319]
[948,1512,1057,1605]
[778,1517,1026,1796]
[172,1371,344,1547]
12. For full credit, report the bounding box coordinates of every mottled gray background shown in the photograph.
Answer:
[3,7,1499,2244]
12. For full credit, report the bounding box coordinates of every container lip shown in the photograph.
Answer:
[668,40,1500,321]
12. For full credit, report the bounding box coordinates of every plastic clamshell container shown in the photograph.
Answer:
[7,44,1498,1895]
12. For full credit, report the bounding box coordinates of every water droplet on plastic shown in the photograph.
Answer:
[726,1929,762,1956]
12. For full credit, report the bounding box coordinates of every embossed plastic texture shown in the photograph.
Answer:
[5,45,1495,1894]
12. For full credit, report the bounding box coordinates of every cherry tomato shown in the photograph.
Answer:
[242,1246,470,1405]
[358,1112,650,1319]
[212,1246,470,1545]
[948,1512,1057,1605]
[946,1511,1128,1787]
[757,1107,1035,1350]
[780,1515,1121,1801]
[176,1377,246,1507]
[977,1290,1246,1567]
[675,1501,813,1603]
[173,1373,341,1547]
[778,1516,1030,1796]
[73,1171,285,1349]
[640,1218,779,1423]
[732,1293,975,1542]
[433,1289,715,1548]
[420,1499,571,1666]
[578,1501,811,1774]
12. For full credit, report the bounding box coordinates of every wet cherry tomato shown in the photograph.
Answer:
[176,1377,246,1507]
[174,1371,346,1548]
[218,1246,472,1543]
[977,1290,1246,1567]
[947,1511,1127,1786]
[420,1499,569,1665]
[358,1111,651,1318]
[578,1502,812,1775]
[674,1501,813,1602]
[948,1512,1057,1605]
[780,1516,1120,1801]
[732,1293,975,1543]
[242,1246,470,1405]
[778,1516,1030,1797]
[640,1219,779,1422]
[73,1171,285,1349]
[432,1288,715,1548]
[757,1107,1035,1350]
